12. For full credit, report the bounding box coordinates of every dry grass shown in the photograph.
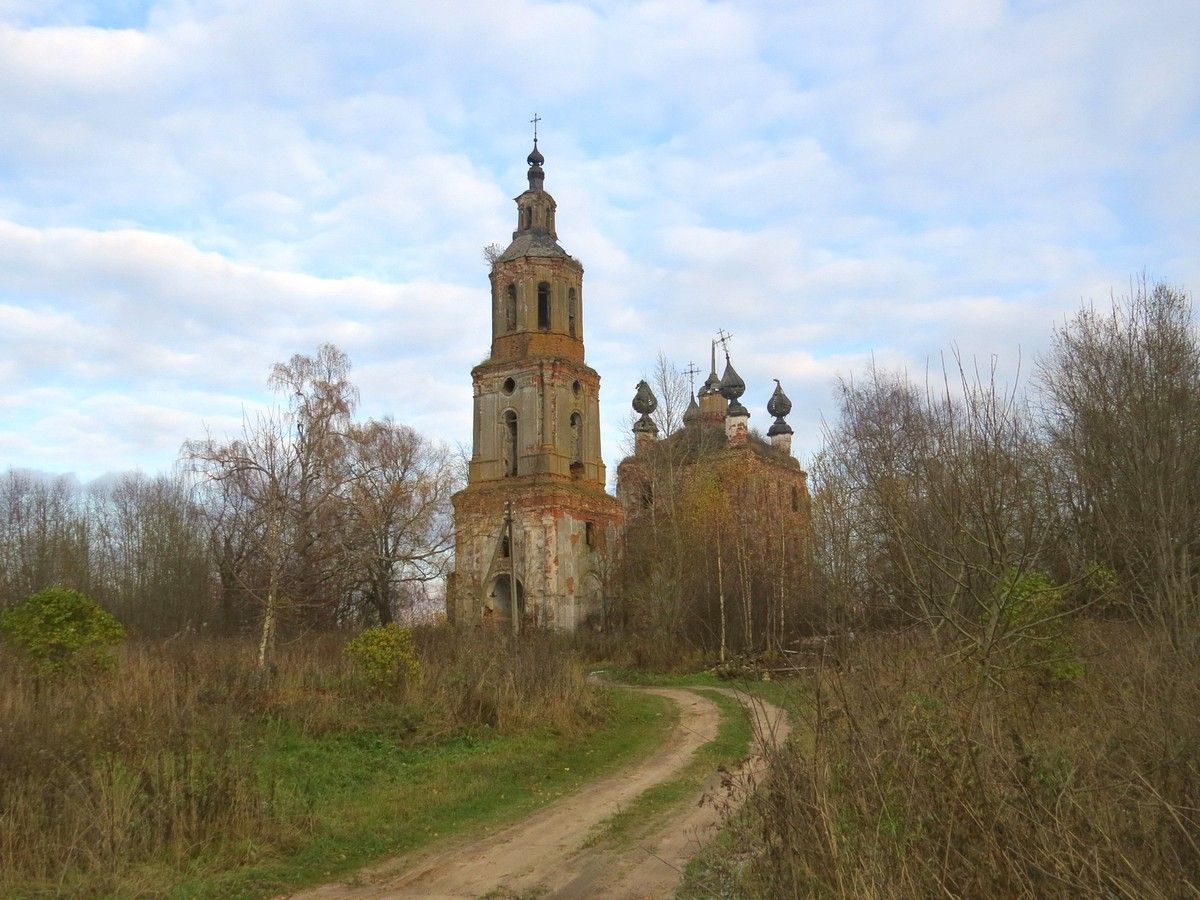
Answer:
[0,625,598,892]
[736,622,1200,898]
[414,626,602,735]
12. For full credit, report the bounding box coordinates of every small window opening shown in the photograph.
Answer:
[641,482,653,509]
[504,283,517,331]
[502,377,516,395]
[500,532,511,558]
[585,521,595,547]
[503,410,518,477]
[572,379,581,396]
[790,485,800,512]
[568,288,577,338]
[570,411,583,465]
[537,282,551,330]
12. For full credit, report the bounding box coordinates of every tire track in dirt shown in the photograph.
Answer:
[289,684,788,900]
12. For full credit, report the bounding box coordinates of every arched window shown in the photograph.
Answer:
[570,411,583,464]
[537,282,551,330]
[504,283,517,331]
[568,288,577,337]
[503,410,518,477]
[790,485,800,512]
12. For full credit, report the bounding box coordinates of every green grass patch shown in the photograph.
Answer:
[602,666,808,714]
[58,687,674,900]
[586,688,752,849]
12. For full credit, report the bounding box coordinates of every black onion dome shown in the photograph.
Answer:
[766,379,792,418]
[632,379,658,415]
[683,393,700,424]
[527,142,546,190]
[719,360,746,401]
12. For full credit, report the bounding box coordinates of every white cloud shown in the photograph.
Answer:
[0,0,1195,478]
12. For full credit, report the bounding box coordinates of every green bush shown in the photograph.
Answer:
[1076,560,1120,612]
[0,587,126,675]
[994,569,1082,685]
[994,568,1063,628]
[344,624,421,693]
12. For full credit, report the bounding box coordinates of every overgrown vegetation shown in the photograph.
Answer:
[613,355,815,671]
[671,280,1200,896]
[0,627,663,897]
[344,622,421,692]
[716,624,1197,898]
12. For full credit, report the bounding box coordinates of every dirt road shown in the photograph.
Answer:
[291,684,788,900]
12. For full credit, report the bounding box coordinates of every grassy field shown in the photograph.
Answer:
[0,629,676,899]
[162,686,672,898]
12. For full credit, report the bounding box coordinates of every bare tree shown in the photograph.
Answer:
[650,352,691,436]
[815,353,1066,671]
[342,419,457,625]
[87,473,213,634]
[185,344,357,667]
[0,470,88,606]
[1038,279,1200,645]
[197,472,260,633]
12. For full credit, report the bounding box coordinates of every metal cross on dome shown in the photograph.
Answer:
[683,362,700,393]
[716,328,733,362]
[530,113,541,144]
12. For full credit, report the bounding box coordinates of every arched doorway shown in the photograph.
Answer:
[487,573,525,632]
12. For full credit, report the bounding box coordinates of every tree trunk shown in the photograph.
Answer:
[717,545,727,664]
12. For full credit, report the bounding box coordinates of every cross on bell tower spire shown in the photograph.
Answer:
[526,114,545,191]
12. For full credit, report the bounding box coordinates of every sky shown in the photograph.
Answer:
[1,0,1197,484]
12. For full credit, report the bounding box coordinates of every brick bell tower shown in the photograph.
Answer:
[448,132,623,632]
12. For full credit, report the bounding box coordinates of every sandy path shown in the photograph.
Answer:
[289,684,788,900]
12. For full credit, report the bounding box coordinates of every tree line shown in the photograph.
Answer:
[4,280,1195,668]
[809,278,1199,655]
[0,345,458,652]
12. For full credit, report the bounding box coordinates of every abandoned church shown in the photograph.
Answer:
[448,138,811,631]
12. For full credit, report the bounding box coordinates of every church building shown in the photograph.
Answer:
[448,139,623,631]
[613,345,812,653]
[616,340,810,527]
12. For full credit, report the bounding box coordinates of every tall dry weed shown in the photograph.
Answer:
[413,626,601,734]
[0,641,276,888]
[0,625,598,892]
[739,623,1199,898]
